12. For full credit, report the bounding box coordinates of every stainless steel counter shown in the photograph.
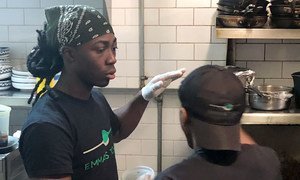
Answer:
[1,89,300,125]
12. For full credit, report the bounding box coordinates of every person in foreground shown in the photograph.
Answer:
[155,65,282,180]
[19,5,185,180]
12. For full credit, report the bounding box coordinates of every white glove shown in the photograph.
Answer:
[142,68,185,101]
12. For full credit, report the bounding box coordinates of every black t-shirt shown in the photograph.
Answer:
[19,89,121,180]
[155,144,282,180]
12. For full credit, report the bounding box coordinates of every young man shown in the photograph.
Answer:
[19,5,184,180]
[155,65,282,180]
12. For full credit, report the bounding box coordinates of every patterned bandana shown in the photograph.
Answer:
[44,5,114,52]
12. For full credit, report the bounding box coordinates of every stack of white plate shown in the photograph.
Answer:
[0,47,10,66]
[12,64,36,90]
[0,47,12,91]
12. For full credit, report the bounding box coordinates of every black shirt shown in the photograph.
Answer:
[19,89,120,180]
[155,144,282,180]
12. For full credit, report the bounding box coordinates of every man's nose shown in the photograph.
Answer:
[107,50,117,64]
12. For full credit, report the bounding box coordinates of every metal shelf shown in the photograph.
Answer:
[216,28,300,39]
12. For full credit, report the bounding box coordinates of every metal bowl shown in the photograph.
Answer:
[249,85,293,110]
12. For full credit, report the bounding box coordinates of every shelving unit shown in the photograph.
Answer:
[216,28,300,39]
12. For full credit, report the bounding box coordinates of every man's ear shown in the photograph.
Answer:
[179,107,189,126]
[61,46,76,63]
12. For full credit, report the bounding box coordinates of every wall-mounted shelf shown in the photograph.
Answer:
[216,28,300,39]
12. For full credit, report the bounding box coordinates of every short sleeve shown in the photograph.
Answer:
[19,123,73,178]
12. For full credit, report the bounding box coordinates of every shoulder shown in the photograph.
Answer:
[241,144,280,164]
[156,156,203,180]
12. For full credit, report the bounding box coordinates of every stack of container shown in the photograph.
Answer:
[270,0,300,28]
[216,0,269,28]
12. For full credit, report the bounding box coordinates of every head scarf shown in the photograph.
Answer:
[45,5,114,52]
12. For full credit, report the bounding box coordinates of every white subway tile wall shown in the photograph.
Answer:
[2,0,299,179]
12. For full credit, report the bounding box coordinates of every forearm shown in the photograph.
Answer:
[113,91,149,142]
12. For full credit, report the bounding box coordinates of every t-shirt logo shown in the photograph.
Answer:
[83,129,111,154]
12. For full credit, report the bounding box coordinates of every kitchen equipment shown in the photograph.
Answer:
[271,0,300,5]
[291,71,300,107]
[0,137,29,180]
[122,166,155,180]
[270,5,300,17]
[248,85,293,110]
[216,15,268,27]
[225,66,255,89]
[0,104,11,147]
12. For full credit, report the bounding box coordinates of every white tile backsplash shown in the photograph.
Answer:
[177,0,210,7]
[161,44,194,60]
[24,9,45,25]
[126,43,139,59]
[0,9,23,25]
[125,9,139,25]
[194,8,217,25]
[113,26,139,43]
[7,0,40,8]
[236,44,265,61]
[111,0,139,8]
[162,124,186,140]
[266,44,300,61]
[9,26,40,42]
[162,141,174,156]
[0,0,5,7]
[177,26,211,43]
[144,0,176,8]
[144,61,177,76]
[144,9,159,25]
[160,9,193,25]
[145,26,176,43]
[283,62,300,78]
[0,26,8,41]
[74,0,104,9]
[144,43,160,60]
[141,140,158,155]
[115,139,142,155]
[247,62,282,78]
[40,0,73,8]
[111,9,125,25]
[195,44,227,60]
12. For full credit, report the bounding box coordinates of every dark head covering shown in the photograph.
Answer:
[178,65,246,151]
[45,5,114,52]
[26,5,114,105]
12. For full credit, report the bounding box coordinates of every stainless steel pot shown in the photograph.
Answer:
[249,85,293,110]
[225,66,255,88]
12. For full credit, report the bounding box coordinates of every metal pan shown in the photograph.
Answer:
[270,5,300,17]
[216,15,268,28]
[271,0,300,5]
[270,16,300,28]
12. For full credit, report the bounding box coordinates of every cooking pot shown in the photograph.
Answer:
[248,85,293,110]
